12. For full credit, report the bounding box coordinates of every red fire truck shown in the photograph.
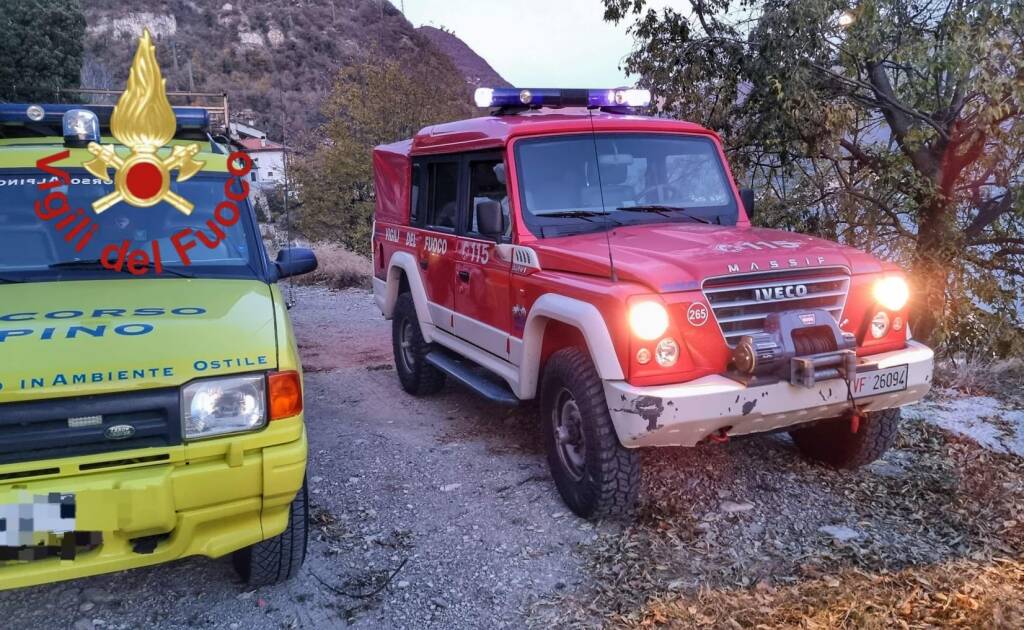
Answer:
[371,88,933,518]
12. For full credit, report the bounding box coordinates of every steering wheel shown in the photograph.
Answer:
[638,184,679,204]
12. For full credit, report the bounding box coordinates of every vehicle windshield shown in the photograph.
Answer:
[0,169,263,282]
[513,133,739,237]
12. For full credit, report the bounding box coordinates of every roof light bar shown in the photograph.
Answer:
[473,87,652,110]
[0,104,210,131]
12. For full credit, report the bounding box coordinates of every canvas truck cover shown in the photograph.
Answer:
[373,139,413,224]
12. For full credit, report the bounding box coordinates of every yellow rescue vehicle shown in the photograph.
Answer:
[0,33,315,590]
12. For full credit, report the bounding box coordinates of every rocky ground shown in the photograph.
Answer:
[2,285,1022,629]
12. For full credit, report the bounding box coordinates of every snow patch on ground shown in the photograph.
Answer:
[904,388,1024,456]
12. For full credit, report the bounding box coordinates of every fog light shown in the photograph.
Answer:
[655,338,679,367]
[870,311,890,339]
[636,348,651,365]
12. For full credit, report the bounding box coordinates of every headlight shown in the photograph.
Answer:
[870,311,890,339]
[655,338,679,367]
[873,276,909,311]
[183,374,266,440]
[629,301,669,341]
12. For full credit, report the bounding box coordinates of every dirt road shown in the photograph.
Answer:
[3,286,1021,628]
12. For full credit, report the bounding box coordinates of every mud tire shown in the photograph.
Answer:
[540,347,640,519]
[392,292,446,396]
[790,407,900,469]
[232,480,308,586]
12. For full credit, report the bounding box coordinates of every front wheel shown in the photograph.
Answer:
[540,348,640,519]
[789,407,900,469]
[232,480,308,586]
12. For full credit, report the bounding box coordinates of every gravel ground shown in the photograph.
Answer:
[2,285,1021,629]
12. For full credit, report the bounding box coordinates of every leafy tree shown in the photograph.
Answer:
[291,57,471,254]
[0,0,86,102]
[604,0,1024,351]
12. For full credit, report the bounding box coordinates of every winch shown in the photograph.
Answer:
[730,309,857,387]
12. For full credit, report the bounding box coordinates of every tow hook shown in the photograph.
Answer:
[701,427,731,445]
[849,410,863,434]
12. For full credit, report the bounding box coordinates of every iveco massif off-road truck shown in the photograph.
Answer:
[372,87,933,518]
[0,100,316,589]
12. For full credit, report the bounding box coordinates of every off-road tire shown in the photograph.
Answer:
[392,292,446,395]
[232,480,308,586]
[790,407,900,469]
[540,347,640,519]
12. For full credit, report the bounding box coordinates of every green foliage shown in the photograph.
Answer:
[605,0,1024,354]
[291,57,471,254]
[0,0,86,102]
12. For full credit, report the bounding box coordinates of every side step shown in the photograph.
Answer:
[424,350,520,406]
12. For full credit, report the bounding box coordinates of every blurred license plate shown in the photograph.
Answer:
[852,364,908,398]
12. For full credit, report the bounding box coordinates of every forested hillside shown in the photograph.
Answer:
[79,0,471,137]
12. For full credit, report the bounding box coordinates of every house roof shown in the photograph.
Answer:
[238,138,287,152]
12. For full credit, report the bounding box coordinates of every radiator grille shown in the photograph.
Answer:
[702,267,851,346]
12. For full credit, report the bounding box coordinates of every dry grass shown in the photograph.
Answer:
[933,355,1024,399]
[532,421,1024,629]
[291,241,372,290]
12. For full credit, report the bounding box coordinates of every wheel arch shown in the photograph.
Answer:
[374,251,435,341]
[516,293,625,399]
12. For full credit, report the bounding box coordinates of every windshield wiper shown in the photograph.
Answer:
[535,210,620,224]
[616,205,714,224]
[48,259,195,279]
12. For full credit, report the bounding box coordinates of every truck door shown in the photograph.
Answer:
[453,152,512,359]
[416,157,462,334]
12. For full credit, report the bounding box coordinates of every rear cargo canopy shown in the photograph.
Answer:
[373,140,413,224]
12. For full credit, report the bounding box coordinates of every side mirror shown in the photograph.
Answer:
[476,200,504,239]
[275,247,318,279]
[740,188,755,221]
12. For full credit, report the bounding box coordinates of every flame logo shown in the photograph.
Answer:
[110,30,177,151]
[83,29,204,215]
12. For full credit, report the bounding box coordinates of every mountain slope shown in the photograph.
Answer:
[79,1,470,138]
[416,26,512,89]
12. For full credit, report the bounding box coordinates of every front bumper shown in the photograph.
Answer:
[0,418,306,591]
[605,341,933,448]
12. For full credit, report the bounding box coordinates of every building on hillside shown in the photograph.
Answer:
[237,137,288,189]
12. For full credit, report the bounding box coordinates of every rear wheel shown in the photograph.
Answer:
[789,407,900,468]
[540,348,640,519]
[392,292,446,396]
[232,480,308,586]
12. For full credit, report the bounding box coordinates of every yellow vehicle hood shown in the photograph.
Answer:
[0,279,279,404]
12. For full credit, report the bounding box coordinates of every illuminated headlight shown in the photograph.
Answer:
[183,374,266,440]
[474,87,494,108]
[655,338,679,367]
[870,311,890,339]
[873,276,909,311]
[629,301,669,341]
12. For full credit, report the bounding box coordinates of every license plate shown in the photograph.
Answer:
[851,364,909,398]
[0,492,76,549]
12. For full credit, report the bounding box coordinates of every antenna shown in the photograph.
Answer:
[587,109,617,282]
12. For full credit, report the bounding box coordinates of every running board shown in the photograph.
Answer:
[424,350,520,406]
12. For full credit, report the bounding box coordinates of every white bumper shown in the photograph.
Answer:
[605,341,934,448]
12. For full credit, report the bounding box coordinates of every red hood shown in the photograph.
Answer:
[530,224,883,292]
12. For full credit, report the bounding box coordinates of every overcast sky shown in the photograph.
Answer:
[400,0,654,88]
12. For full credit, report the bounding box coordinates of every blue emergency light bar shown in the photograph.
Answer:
[474,87,651,110]
[0,103,210,131]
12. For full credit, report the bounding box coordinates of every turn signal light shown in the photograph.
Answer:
[268,370,303,420]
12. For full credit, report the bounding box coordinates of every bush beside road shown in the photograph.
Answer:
[1,286,1021,628]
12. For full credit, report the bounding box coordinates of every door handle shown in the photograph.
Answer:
[419,259,429,270]
[457,270,470,283]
